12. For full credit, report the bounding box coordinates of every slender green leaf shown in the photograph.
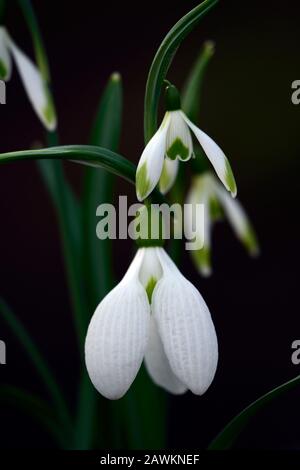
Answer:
[0,298,72,433]
[144,0,218,143]
[0,0,6,21]
[75,74,123,450]
[182,40,215,122]
[209,374,300,449]
[18,0,50,82]
[83,73,122,308]
[0,385,68,447]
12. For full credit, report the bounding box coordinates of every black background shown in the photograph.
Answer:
[0,0,300,449]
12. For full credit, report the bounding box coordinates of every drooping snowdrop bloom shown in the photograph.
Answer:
[185,172,259,276]
[85,246,218,399]
[0,27,56,130]
[136,84,236,201]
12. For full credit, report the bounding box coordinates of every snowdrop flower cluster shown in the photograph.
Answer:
[185,172,259,276]
[0,26,56,130]
[136,85,236,201]
[85,246,218,399]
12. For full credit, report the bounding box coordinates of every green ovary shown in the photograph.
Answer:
[167,138,189,160]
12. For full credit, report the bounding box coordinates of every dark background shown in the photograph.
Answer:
[0,0,299,449]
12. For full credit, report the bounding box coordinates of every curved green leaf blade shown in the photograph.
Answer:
[18,0,50,82]
[76,73,123,450]
[0,385,68,447]
[144,0,218,143]
[0,145,166,204]
[182,40,215,123]
[0,297,72,432]
[209,374,300,449]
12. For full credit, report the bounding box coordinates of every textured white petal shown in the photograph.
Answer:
[182,112,237,197]
[214,182,259,256]
[8,38,56,130]
[136,113,170,201]
[152,248,218,395]
[185,175,212,276]
[144,315,187,395]
[0,27,11,80]
[159,157,179,194]
[85,250,150,399]
[166,111,193,161]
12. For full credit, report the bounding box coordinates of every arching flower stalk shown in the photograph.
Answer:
[136,84,236,201]
[0,26,56,130]
[85,246,218,400]
[185,172,259,276]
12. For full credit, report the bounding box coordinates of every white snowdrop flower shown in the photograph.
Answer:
[0,26,56,130]
[85,246,218,399]
[136,84,236,201]
[185,172,259,276]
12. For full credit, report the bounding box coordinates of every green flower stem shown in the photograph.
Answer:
[144,0,218,143]
[0,298,73,441]
[18,0,50,82]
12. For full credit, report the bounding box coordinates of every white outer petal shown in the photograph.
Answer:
[85,250,150,399]
[136,113,170,201]
[159,157,179,194]
[181,111,237,197]
[144,315,187,395]
[166,110,193,161]
[7,37,56,130]
[152,248,218,395]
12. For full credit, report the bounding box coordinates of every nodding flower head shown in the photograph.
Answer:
[85,246,218,399]
[0,26,56,130]
[185,172,259,276]
[136,84,236,201]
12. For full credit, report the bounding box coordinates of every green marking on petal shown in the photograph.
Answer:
[209,195,223,222]
[42,87,57,128]
[242,224,260,257]
[191,247,212,276]
[166,138,189,161]
[0,59,8,80]
[145,276,158,303]
[136,161,151,200]
[159,161,171,193]
[225,159,237,197]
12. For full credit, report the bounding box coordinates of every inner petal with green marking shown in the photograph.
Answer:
[166,137,189,160]
[145,276,158,303]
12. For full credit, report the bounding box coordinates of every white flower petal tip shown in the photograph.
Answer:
[136,115,170,201]
[152,248,218,395]
[181,112,237,197]
[159,157,179,194]
[85,251,150,400]
[144,316,187,395]
[8,39,57,131]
